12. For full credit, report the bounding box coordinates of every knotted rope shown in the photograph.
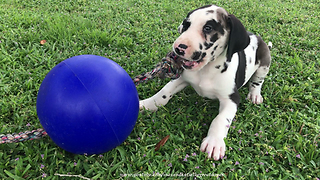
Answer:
[1,51,183,144]
[1,129,47,144]
[133,51,184,85]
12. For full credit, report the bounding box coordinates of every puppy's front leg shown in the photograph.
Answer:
[139,77,188,111]
[200,95,239,160]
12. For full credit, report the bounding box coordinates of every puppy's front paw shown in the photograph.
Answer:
[200,136,226,160]
[139,100,158,111]
[247,91,263,104]
[139,100,146,110]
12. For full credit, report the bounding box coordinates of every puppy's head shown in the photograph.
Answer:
[173,5,250,71]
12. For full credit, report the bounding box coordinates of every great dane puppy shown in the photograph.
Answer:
[140,4,272,160]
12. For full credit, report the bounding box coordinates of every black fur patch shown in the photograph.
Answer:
[192,51,202,60]
[175,47,185,56]
[229,87,240,106]
[210,33,219,43]
[201,52,206,59]
[181,20,191,33]
[206,10,214,14]
[256,36,271,67]
[221,62,228,73]
[178,44,188,49]
[204,19,225,35]
[204,42,214,50]
[235,51,246,89]
[199,44,203,50]
[252,82,260,86]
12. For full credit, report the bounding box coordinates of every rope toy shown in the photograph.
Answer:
[133,51,184,85]
[1,51,183,144]
[1,129,47,144]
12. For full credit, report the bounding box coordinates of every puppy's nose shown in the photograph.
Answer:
[174,44,188,56]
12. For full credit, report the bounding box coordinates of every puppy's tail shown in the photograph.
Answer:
[267,42,272,50]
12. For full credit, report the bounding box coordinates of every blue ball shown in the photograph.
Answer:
[37,55,139,155]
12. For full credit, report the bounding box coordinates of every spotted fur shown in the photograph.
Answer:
[140,5,272,161]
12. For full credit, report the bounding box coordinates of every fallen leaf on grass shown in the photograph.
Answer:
[155,135,170,151]
[40,40,47,45]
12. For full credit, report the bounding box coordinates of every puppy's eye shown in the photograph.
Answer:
[203,25,213,33]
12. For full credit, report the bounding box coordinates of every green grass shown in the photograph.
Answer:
[0,0,319,179]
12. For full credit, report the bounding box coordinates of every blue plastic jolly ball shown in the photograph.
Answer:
[36,55,139,155]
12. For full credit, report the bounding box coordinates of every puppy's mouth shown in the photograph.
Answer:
[173,52,205,69]
[181,58,203,69]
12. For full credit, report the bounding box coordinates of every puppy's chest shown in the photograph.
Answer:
[182,62,236,99]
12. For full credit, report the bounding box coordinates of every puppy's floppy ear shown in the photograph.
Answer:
[226,14,250,62]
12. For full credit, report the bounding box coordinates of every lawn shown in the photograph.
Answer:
[0,0,319,179]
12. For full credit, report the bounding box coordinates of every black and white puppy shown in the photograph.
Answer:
[140,5,272,160]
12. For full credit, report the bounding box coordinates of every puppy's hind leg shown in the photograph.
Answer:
[247,66,269,104]
[139,77,188,111]
[247,41,272,104]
